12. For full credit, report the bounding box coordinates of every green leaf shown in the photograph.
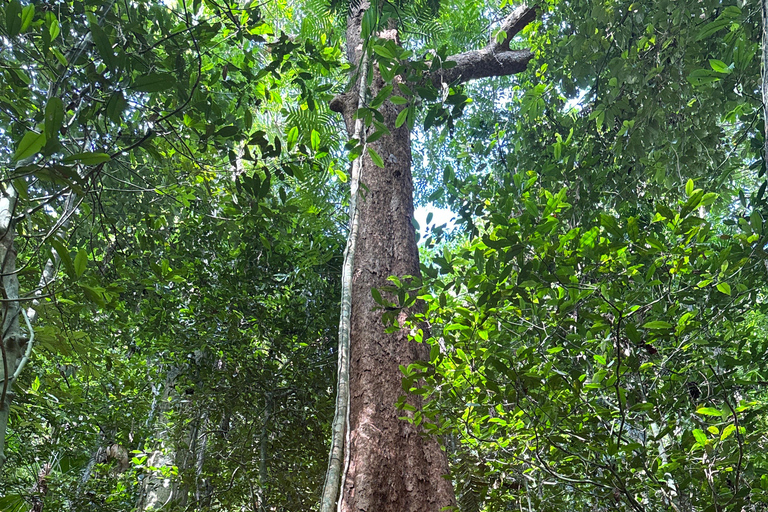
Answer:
[74,249,88,278]
[642,320,673,330]
[64,152,111,165]
[367,147,385,168]
[286,126,298,148]
[373,45,395,60]
[696,19,729,41]
[44,97,64,140]
[50,239,75,279]
[371,287,384,305]
[696,407,722,417]
[685,179,694,197]
[716,282,731,296]
[370,85,392,109]
[310,129,320,151]
[692,429,707,445]
[215,125,239,137]
[131,73,176,92]
[395,108,408,129]
[47,12,60,41]
[13,130,46,162]
[6,0,22,37]
[20,4,34,32]
[390,95,408,105]
[708,59,731,74]
[90,22,115,69]
[720,424,736,441]
[106,91,126,123]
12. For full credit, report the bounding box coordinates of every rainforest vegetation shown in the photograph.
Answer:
[0,0,766,510]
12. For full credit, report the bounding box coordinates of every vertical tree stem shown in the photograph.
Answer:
[320,48,370,512]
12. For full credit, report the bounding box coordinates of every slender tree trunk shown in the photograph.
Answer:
[762,0,768,160]
[327,3,535,510]
[137,368,183,511]
[0,186,23,470]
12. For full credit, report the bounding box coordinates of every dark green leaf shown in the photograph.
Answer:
[64,152,111,165]
[6,0,22,37]
[131,73,176,92]
[44,98,64,140]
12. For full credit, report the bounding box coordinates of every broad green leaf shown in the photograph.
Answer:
[13,130,46,162]
[44,97,64,140]
[642,320,673,329]
[90,22,115,69]
[131,73,176,92]
[74,249,88,278]
[216,125,238,137]
[106,91,126,123]
[50,239,75,279]
[716,282,731,296]
[709,59,731,74]
[370,85,392,108]
[47,11,60,40]
[692,429,707,445]
[685,179,694,197]
[367,147,384,168]
[720,424,736,441]
[373,45,395,60]
[20,4,34,32]
[395,108,408,128]
[310,130,320,151]
[286,126,298,148]
[695,19,729,40]
[64,152,111,165]
[696,407,722,417]
[390,95,408,105]
[6,0,22,37]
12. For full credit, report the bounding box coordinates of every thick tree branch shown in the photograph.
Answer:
[430,4,536,86]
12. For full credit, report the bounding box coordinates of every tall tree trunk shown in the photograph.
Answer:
[327,3,535,511]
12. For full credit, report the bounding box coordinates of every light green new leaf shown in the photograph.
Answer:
[716,282,731,296]
[310,129,320,151]
[20,4,34,32]
[696,407,722,417]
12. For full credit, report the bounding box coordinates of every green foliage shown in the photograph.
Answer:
[407,172,768,510]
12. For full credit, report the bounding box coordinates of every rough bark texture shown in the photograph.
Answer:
[433,4,535,86]
[337,76,456,512]
[0,186,23,470]
[329,3,535,510]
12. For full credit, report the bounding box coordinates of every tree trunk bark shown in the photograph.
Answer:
[328,3,535,510]
[332,4,456,511]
